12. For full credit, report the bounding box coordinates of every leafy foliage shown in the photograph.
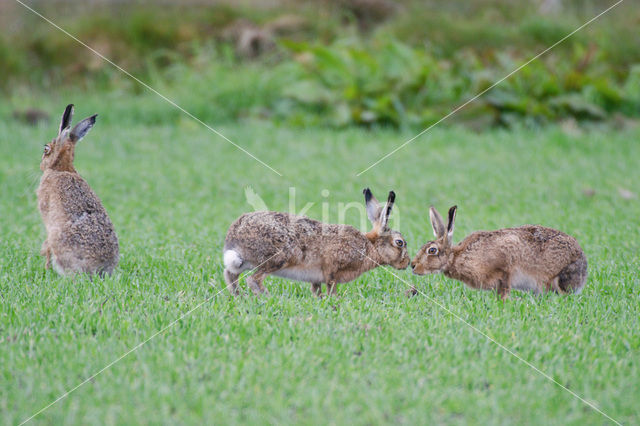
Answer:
[278,38,640,128]
[2,0,639,129]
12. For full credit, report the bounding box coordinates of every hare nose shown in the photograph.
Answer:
[411,260,416,269]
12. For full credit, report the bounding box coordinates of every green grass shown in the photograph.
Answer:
[1,101,639,425]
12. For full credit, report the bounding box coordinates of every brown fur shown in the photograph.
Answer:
[37,104,119,277]
[223,189,410,296]
[411,206,587,299]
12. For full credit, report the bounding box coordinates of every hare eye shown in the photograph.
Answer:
[43,145,51,155]
[427,247,438,255]
[395,239,404,247]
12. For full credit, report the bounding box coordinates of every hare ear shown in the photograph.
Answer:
[363,188,382,224]
[59,104,74,135]
[378,191,395,230]
[429,206,446,238]
[446,205,457,243]
[70,114,97,142]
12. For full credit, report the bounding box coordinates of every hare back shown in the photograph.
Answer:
[39,171,119,273]
[38,171,108,218]
[454,225,584,285]
[224,211,369,274]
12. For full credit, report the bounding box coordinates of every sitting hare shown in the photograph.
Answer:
[223,188,410,296]
[410,206,587,299]
[37,104,119,277]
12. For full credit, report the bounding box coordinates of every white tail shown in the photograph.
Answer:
[223,250,244,273]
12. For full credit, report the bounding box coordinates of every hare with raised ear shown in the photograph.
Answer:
[410,206,587,299]
[37,104,119,277]
[223,188,410,296]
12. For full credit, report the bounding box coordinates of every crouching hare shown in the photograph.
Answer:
[410,206,587,299]
[223,188,410,296]
[37,104,119,277]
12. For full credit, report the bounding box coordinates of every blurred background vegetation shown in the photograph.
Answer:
[2,0,639,130]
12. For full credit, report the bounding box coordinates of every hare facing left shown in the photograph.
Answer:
[410,205,587,299]
[37,104,119,277]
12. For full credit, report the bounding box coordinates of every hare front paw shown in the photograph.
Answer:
[405,286,418,297]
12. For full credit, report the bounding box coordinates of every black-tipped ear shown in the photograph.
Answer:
[59,104,74,135]
[70,114,97,142]
[364,187,381,223]
[363,188,372,203]
[446,205,457,241]
[429,206,446,238]
[384,191,396,219]
[387,190,395,205]
[379,190,395,230]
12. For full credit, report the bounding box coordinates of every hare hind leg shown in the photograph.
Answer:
[224,269,241,295]
[556,255,588,294]
[246,271,270,296]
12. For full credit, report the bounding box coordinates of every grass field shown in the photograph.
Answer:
[1,101,639,424]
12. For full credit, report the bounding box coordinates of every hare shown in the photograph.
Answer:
[410,206,587,299]
[37,104,119,277]
[223,188,410,296]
